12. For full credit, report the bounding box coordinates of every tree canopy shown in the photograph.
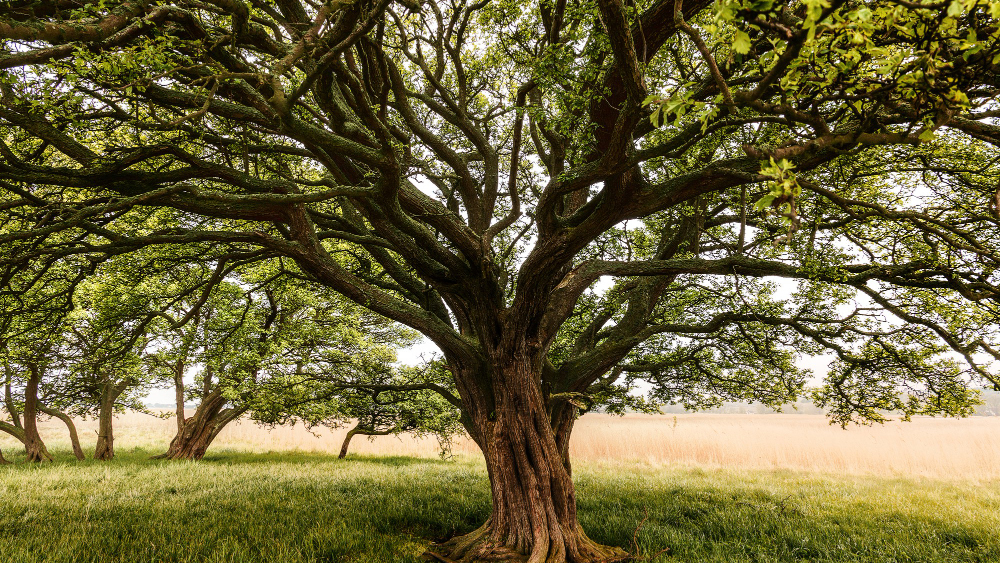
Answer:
[2,0,999,560]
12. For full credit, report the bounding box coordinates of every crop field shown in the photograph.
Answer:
[1,414,999,562]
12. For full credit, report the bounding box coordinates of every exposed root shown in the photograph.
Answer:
[424,523,631,563]
[25,445,52,462]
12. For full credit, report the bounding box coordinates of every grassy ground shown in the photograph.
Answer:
[1,447,997,563]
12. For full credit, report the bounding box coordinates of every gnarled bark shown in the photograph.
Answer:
[38,404,85,461]
[23,364,52,462]
[427,352,627,563]
[154,389,245,460]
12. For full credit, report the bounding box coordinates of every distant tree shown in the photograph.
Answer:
[328,364,463,460]
[248,358,463,459]
[153,263,422,460]
[54,255,188,460]
[2,0,1000,559]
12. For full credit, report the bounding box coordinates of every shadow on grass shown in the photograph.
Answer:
[198,450,442,468]
[575,477,999,562]
[1,455,997,563]
[0,447,452,468]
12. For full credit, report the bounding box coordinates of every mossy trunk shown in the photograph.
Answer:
[39,405,85,461]
[155,390,244,460]
[22,365,52,462]
[428,349,626,563]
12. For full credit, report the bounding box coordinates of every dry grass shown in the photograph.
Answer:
[568,413,1000,480]
[3,411,998,480]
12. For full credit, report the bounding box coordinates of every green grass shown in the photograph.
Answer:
[0,448,998,562]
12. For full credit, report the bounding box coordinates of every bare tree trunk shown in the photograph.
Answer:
[0,446,9,464]
[551,403,579,477]
[174,361,185,433]
[428,351,627,563]
[339,425,360,459]
[3,368,21,429]
[23,364,52,462]
[94,383,121,461]
[38,404,85,461]
[338,423,393,459]
[154,389,245,460]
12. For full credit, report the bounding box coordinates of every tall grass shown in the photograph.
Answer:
[4,412,997,479]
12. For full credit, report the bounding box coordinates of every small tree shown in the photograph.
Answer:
[248,359,463,459]
[153,263,422,460]
[329,364,463,460]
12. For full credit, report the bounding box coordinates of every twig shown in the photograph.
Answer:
[625,507,670,561]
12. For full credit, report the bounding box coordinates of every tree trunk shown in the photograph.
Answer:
[22,364,52,462]
[0,446,9,464]
[551,403,580,478]
[94,385,116,461]
[338,423,393,459]
[174,361,185,433]
[428,351,627,563]
[154,389,244,460]
[3,368,21,429]
[339,423,361,459]
[38,405,85,461]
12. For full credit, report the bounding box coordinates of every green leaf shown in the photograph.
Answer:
[947,0,963,18]
[754,194,776,210]
[733,30,752,54]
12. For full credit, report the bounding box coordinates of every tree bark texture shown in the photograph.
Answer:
[24,364,52,461]
[174,361,185,433]
[22,365,52,462]
[38,405,85,461]
[429,349,627,563]
[155,389,244,460]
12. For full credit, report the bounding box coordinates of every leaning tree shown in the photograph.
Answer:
[2,0,1000,560]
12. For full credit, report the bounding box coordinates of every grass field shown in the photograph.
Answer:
[1,414,999,562]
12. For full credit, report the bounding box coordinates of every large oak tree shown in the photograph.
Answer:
[2,0,1000,560]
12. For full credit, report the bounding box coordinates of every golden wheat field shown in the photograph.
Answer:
[3,411,998,480]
